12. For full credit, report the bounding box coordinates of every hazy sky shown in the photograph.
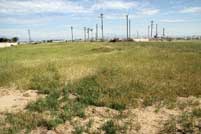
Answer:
[0,0,201,41]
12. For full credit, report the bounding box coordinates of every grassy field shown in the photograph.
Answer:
[0,41,201,133]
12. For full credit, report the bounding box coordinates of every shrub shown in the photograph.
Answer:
[102,120,117,134]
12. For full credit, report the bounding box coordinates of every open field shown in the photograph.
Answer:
[0,41,201,134]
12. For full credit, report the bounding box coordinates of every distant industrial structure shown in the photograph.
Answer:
[1,13,200,44]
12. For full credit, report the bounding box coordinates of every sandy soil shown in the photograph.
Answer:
[30,106,180,134]
[0,88,40,113]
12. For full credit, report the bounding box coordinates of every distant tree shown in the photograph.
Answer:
[11,37,19,42]
[0,37,10,42]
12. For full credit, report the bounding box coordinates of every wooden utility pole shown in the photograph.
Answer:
[100,13,104,41]
[126,15,129,40]
[71,26,74,42]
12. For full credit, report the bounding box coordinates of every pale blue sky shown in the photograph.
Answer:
[0,0,201,41]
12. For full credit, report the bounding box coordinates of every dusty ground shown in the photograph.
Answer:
[0,88,200,134]
[30,106,180,134]
[0,88,41,113]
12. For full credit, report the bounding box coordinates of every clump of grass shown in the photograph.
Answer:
[68,68,147,110]
[102,120,117,134]
[91,46,121,53]
[27,89,61,112]
[29,64,61,94]
[192,108,201,118]
[73,126,84,134]
[160,116,177,134]
[1,112,45,134]
[161,109,201,134]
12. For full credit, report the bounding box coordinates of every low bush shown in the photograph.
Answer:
[102,120,117,134]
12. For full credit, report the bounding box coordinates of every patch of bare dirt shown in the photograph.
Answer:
[30,106,180,134]
[0,88,41,113]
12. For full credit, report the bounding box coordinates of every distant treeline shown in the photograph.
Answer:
[0,37,19,42]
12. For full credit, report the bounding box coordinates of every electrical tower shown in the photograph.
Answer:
[100,13,104,41]
[151,20,154,38]
[71,26,74,42]
[28,29,31,43]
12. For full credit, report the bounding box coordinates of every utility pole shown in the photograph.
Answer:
[151,20,154,38]
[148,25,150,39]
[28,29,31,43]
[126,15,129,40]
[163,28,165,37]
[90,29,93,41]
[100,13,104,41]
[96,24,98,41]
[155,24,158,38]
[129,19,131,38]
[84,27,86,41]
[71,26,74,42]
[137,31,139,39]
[87,28,90,41]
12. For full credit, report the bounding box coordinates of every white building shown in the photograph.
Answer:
[0,42,18,48]
[133,38,150,42]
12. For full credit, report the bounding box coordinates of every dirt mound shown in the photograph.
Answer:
[0,88,40,113]
[29,106,180,134]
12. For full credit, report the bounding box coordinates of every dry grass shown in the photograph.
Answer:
[0,41,201,133]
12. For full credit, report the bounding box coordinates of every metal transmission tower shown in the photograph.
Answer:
[126,15,129,40]
[96,24,98,41]
[129,19,131,38]
[150,21,154,38]
[28,29,31,43]
[148,25,150,39]
[84,27,86,41]
[71,26,74,42]
[100,13,104,41]
[155,24,158,38]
